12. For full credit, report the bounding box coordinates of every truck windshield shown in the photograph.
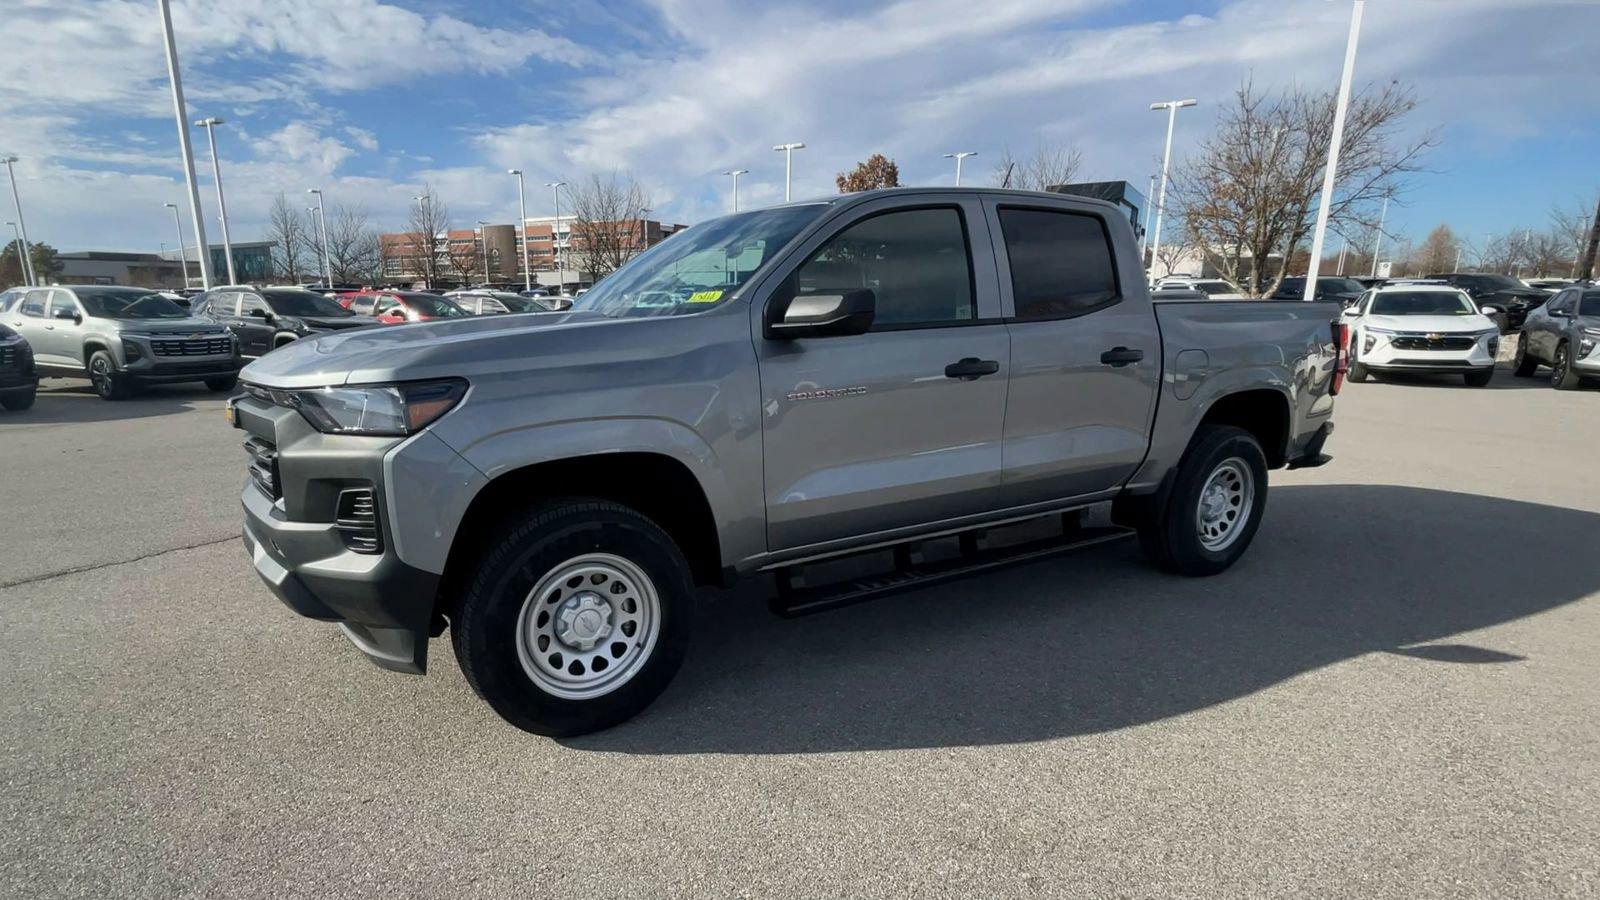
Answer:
[1370,291,1476,315]
[572,205,827,318]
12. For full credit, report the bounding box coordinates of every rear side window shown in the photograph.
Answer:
[20,291,47,317]
[999,208,1119,320]
[788,207,975,329]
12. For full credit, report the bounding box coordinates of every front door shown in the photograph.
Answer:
[755,198,1010,552]
[9,290,58,366]
[984,199,1160,507]
[40,291,88,368]
[236,292,276,355]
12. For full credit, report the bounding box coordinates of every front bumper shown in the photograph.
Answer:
[1574,333,1600,374]
[233,392,443,674]
[119,333,241,382]
[1359,330,1498,373]
[0,341,38,391]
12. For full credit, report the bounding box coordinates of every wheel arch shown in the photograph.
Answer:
[1196,388,1291,469]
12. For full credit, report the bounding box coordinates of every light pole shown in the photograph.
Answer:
[163,202,190,288]
[4,221,26,286]
[723,169,748,212]
[943,151,977,187]
[412,194,435,288]
[773,142,805,202]
[508,170,532,291]
[1454,246,1463,272]
[1,157,35,286]
[158,0,213,290]
[545,181,566,292]
[1369,195,1389,278]
[1147,99,1197,278]
[305,206,325,282]
[1303,0,1365,302]
[476,220,491,284]
[307,188,332,286]
[638,207,651,255]
[194,117,236,284]
[1337,235,1348,276]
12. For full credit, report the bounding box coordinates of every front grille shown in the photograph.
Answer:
[1392,358,1472,368]
[244,436,281,500]
[151,337,232,357]
[1390,334,1476,351]
[335,487,382,554]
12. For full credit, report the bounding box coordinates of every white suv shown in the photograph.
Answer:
[1341,283,1502,387]
[1154,277,1245,300]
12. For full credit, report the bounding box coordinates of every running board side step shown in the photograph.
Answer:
[769,524,1135,618]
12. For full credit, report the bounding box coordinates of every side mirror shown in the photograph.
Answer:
[1479,304,1503,316]
[53,306,78,322]
[1339,306,1359,317]
[252,308,272,320]
[768,289,876,339]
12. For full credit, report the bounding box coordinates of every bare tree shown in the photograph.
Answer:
[1152,222,1198,278]
[266,194,311,282]
[442,230,483,286]
[1550,195,1598,277]
[1413,224,1459,274]
[835,154,901,193]
[569,171,652,281]
[989,140,1083,191]
[1172,80,1435,296]
[403,186,449,289]
[322,203,382,283]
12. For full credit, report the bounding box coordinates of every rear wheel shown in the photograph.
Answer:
[1551,342,1581,391]
[87,350,130,401]
[1463,368,1494,387]
[452,499,695,736]
[1134,425,1269,576]
[1513,337,1538,377]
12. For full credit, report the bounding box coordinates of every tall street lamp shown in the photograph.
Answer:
[1303,0,1365,302]
[476,220,491,284]
[158,0,213,289]
[638,207,651,254]
[545,181,566,292]
[1337,234,1349,276]
[163,202,190,288]
[1140,173,1157,259]
[194,117,236,284]
[772,142,805,202]
[307,188,332,286]
[508,170,532,291]
[1147,98,1197,278]
[1369,195,1389,278]
[943,151,977,187]
[723,169,748,212]
[305,206,325,282]
[412,194,435,288]
[1,157,35,286]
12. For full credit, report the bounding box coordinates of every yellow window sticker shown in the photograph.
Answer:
[687,290,723,303]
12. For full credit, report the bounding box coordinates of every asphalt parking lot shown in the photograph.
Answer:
[2,365,1598,899]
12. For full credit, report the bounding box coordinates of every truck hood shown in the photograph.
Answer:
[1364,313,1497,333]
[240,309,614,388]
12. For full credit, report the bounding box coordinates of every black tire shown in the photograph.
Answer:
[1463,368,1494,387]
[452,499,695,737]
[1513,337,1538,377]
[1347,339,1369,383]
[0,385,36,411]
[1135,425,1269,576]
[204,375,238,392]
[1551,342,1581,391]
[87,349,130,400]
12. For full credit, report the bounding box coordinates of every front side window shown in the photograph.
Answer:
[47,292,80,319]
[75,288,187,319]
[785,207,975,329]
[999,207,1118,320]
[240,294,268,316]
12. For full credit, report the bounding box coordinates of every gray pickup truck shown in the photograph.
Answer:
[232,187,1341,736]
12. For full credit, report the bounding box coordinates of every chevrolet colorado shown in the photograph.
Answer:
[231,188,1342,736]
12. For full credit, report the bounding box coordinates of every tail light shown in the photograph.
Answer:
[1331,321,1349,396]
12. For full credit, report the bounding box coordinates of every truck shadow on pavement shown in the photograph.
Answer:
[572,484,1600,754]
[3,380,223,425]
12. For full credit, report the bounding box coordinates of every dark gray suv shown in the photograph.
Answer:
[1514,285,1600,389]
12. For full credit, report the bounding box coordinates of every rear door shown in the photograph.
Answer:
[984,197,1160,507]
[754,195,1010,552]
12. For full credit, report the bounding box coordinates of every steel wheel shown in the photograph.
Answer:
[1196,457,1254,552]
[514,553,661,701]
[90,355,114,398]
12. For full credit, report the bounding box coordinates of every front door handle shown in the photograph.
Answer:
[945,357,1000,380]
[1100,347,1144,367]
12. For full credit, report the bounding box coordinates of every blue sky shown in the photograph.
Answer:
[1,0,1596,256]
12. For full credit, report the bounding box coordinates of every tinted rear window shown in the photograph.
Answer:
[998,207,1118,320]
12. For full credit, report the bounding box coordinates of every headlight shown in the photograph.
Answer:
[1364,326,1397,336]
[287,379,467,436]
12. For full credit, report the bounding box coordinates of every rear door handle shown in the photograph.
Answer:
[1100,347,1143,367]
[945,357,1000,380]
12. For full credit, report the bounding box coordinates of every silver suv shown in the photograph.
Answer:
[5,285,240,400]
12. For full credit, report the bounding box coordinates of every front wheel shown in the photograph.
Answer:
[1463,368,1494,387]
[452,499,695,736]
[1513,337,1538,377]
[87,350,130,401]
[1551,342,1581,391]
[1135,425,1269,576]
[1347,342,1369,383]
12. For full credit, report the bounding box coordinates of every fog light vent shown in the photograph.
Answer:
[335,487,382,554]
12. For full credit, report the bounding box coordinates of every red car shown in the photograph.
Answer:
[338,290,469,324]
